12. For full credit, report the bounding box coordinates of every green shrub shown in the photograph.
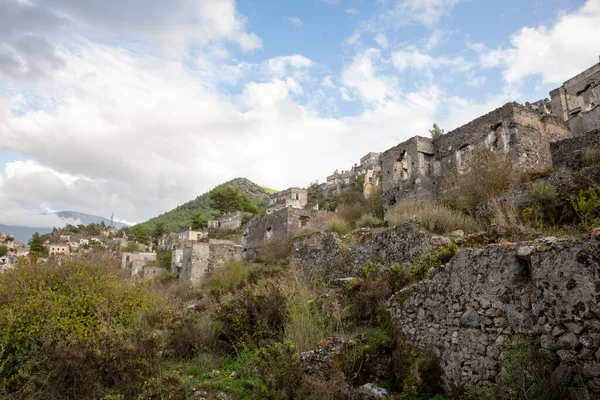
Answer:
[343,262,410,326]
[409,242,458,282]
[327,217,351,236]
[202,258,249,297]
[169,314,220,358]
[401,354,444,400]
[17,329,162,399]
[215,282,287,349]
[122,242,142,252]
[246,341,302,399]
[0,256,161,390]
[389,201,481,234]
[156,248,172,268]
[138,372,185,400]
[526,181,560,227]
[355,214,384,229]
[570,186,600,225]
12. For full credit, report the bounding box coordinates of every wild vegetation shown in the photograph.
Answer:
[136,178,273,234]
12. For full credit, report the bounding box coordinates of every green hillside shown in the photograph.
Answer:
[139,178,275,233]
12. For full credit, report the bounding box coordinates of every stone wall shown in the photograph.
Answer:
[551,129,600,169]
[121,252,158,279]
[292,221,441,282]
[180,239,242,283]
[550,61,600,135]
[380,137,435,216]
[242,208,336,259]
[380,103,570,218]
[388,232,600,397]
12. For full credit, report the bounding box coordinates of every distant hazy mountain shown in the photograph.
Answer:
[0,211,129,242]
[52,211,129,229]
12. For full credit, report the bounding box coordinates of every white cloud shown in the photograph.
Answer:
[0,38,441,224]
[0,0,261,80]
[473,0,600,84]
[265,55,313,78]
[375,33,389,49]
[345,8,357,16]
[321,75,336,88]
[391,48,470,72]
[286,16,303,28]
[390,0,463,28]
[341,48,398,104]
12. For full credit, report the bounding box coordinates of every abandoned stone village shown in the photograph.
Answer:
[4,60,600,397]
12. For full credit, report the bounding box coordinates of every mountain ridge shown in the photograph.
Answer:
[139,177,275,233]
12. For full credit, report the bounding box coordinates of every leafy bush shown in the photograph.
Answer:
[0,245,7,257]
[156,248,172,268]
[169,314,220,358]
[28,329,162,400]
[442,149,517,214]
[525,181,560,227]
[344,262,410,326]
[215,282,287,348]
[244,341,302,399]
[202,258,249,297]
[570,186,600,225]
[409,242,458,282]
[327,218,351,236]
[389,201,481,234]
[355,214,384,229]
[122,241,143,253]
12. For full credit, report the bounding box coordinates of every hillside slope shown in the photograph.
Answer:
[140,177,274,233]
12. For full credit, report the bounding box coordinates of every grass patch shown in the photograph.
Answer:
[327,217,352,236]
[389,201,482,234]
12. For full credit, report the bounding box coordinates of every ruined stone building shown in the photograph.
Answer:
[179,239,242,283]
[47,244,70,256]
[159,228,207,251]
[120,252,161,280]
[242,208,336,259]
[549,59,600,136]
[380,102,571,217]
[266,188,308,214]
[321,152,382,198]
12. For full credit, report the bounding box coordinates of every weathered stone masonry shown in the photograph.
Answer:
[380,102,571,216]
[180,239,242,283]
[388,232,600,397]
[242,208,336,259]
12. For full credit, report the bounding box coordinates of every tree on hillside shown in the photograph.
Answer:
[28,232,47,256]
[0,245,7,257]
[129,225,150,245]
[191,212,208,230]
[209,187,258,215]
[429,123,445,139]
[152,222,165,239]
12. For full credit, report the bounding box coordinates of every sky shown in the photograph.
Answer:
[0,0,599,227]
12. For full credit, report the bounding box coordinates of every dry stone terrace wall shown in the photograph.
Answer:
[292,221,440,282]
[388,232,600,397]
